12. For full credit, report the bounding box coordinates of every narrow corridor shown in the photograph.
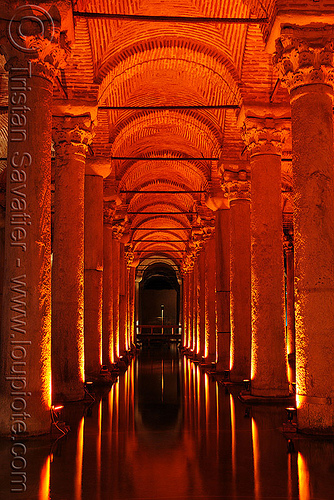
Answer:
[0,346,333,499]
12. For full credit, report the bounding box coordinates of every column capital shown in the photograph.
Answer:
[241,116,290,156]
[274,23,334,92]
[223,169,251,202]
[52,114,95,158]
[103,200,117,226]
[0,7,70,81]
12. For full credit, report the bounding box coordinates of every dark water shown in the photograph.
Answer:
[1,345,334,499]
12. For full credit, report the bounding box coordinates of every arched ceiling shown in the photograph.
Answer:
[65,0,287,268]
[0,0,292,267]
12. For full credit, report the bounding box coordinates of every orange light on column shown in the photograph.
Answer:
[41,320,52,409]
[79,323,85,383]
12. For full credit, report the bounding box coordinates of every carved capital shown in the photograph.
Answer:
[242,117,290,156]
[274,24,334,92]
[124,244,135,268]
[1,5,70,81]
[112,219,129,241]
[223,169,251,202]
[52,115,94,158]
[103,201,117,226]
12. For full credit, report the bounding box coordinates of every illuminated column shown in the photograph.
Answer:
[119,244,127,354]
[0,30,67,433]
[224,169,251,382]
[189,269,195,351]
[84,168,103,379]
[181,273,188,347]
[112,235,121,359]
[275,24,334,430]
[243,113,289,397]
[215,208,230,372]
[102,214,114,367]
[284,233,295,387]
[198,248,206,359]
[205,235,217,362]
[52,115,94,402]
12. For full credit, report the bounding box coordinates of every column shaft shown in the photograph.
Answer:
[229,199,251,381]
[52,116,92,402]
[215,208,231,371]
[102,225,114,366]
[0,68,53,433]
[84,174,103,378]
[250,150,287,396]
[291,83,334,430]
[205,236,217,362]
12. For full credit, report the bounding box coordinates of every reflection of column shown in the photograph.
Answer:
[0,33,67,433]
[215,208,230,371]
[243,114,289,397]
[205,236,216,362]
[275,25,334,430]
[52,115,94,401]
[84,172,103,379]
[284,234,295,387]
[224,170,251,382]
[251,406,291,498]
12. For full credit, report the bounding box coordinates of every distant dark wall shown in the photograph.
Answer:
[140,289,177,324]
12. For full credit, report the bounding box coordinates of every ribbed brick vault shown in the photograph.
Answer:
[0,0,295,268]
[30,0,291,270]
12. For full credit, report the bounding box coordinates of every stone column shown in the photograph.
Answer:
[102,222,114,367]
[84,167,104,380]
[181,272,188,347]
[215,208,231,372]
[0,29,67,434]
[119,244,127,354]
[275,24,334,431]
[283,233,295,387]
[242,113,289,397]
[198,248,206,359]
[112,235,121,359]
[205,235,217,362]
[223,169,252,382]
[52,115,94,402]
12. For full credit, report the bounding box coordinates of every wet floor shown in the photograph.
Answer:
[1,345,334,499]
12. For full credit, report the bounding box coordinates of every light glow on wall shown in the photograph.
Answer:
[41,321,52,408]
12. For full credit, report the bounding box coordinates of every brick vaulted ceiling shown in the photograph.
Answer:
[1,0,293,267]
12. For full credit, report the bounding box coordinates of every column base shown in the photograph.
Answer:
[240,392,294,405]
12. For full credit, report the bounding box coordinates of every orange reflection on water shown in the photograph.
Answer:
[251,417,260,500]
[230,394,236,479]
[75,417,84,500]
[298,452,310,500]
[38,455,50,500]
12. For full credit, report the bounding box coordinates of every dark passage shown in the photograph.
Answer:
[1,346,334,499]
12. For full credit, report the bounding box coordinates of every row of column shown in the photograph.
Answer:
[0,40,135,434]
[183,24,334,433]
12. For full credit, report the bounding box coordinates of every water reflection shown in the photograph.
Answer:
[0,345,334,499]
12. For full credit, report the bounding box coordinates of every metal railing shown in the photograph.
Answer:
[136,324,182,336]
